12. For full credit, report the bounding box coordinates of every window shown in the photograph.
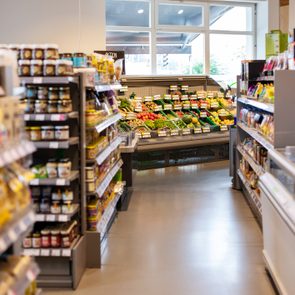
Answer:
[106,0,255,84]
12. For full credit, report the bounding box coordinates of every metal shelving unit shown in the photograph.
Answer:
[24,112,79,122]
[33,137,79,149]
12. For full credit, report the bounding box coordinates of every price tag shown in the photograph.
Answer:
[170,85,178,91]
[52,249,61,256]
[190,95,197,100]
[220,125,228,132]
[171,130,179,136]
[153,95,161,100]
[32,249,40,256]
[56,179,66,186]
[182,128,191,135]
[30,179,40,185]
[202,127,210,133]
[58,215,68,222]
[134,96,142,102]
[51,114,61,121]
[41,249,50,256]
[46,215,56,222]
[35,114,45,121]
[207,91,214,98]
[154,106,162,111]
[141,132,151,138]
[173,105,181,110]
[36,214,45,222]
[158,130,167,137]
[49,142,59,149]
[164,95,171,100]
[172,95,179,100]
[24,114,30,121]
[183,104,190,109]
[200,103,207,109]
[134,108,142,113]
[33,77,43,84]
[120,86,128,92]
[144,96,153,102]
[181,85,189,91]
[62,249,72,257]
[200,112,207,118]
[211,102,219,108]
[194,128,202,134]
[164,104,172,110]
[191,104,198,109]
[181,95,189,101]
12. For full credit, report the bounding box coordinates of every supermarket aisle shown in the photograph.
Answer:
[45,161,275,295]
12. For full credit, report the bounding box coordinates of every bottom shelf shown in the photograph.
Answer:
[237,169,262,218]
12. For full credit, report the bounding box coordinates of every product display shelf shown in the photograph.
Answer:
[238,97,274,114]
[0,206,35,254]
[33,137,79,149]
[24,112,79,122]
[87,136,122,165]
[29,170,79,186]
[236,145,265,177]
[20,76,79,85]
[35,204,80,222]
[7,261,40,295]
[87,160,123,198]
[23,236,80,258]
[237,169,262,215]
[88,113,122,133]
[256,76,274,82]
[0,140,35,168]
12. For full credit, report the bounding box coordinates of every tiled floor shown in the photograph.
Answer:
[45,161,276,295]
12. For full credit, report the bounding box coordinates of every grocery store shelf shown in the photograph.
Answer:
[35,204,80,222]
[33,137,79,149]
[238,97,274,113]
[0,206,35,254]
[24,112,79,122]
[237,122,274,151]
[0,140,36,168]
[30,171,79,186]
[120,136,139,153]
[88,160,123,198]
[23,236,80,257]
[20,76,79,85]
[137,131,229,152]
[256,76,274,82]
[89,113,122,133]
[237,145,265,177]
[238,169,262,215]
[95,83,122,92]
[87,137,122,165]
[7,261,40,295]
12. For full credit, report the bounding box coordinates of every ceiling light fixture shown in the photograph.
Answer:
[178,9,184,15]
[137,9,144,14]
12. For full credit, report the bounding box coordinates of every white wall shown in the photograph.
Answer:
[0,0,106,53]
[280,5,289,34]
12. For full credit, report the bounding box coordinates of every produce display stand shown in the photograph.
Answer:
[119,75,232,170]
[0,66,40,294]
[234,67,295,225]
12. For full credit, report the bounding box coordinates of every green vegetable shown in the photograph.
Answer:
[182,115,192,124]
[145,120,155,130]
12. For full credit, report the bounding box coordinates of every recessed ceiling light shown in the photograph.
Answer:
[178,9,184,15]
[137,9,144,14]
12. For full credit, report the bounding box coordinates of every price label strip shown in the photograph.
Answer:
[202,127,210,133]
[164,95,171,100]
[182,129,191,135]
[181,95,189,101]
[153,95,161,100]
[194,128,202,134]
[158,130,167,137]
[220,125,228,132]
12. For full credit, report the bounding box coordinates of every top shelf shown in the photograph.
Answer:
[19,76,79,85]
[238,97,274,113]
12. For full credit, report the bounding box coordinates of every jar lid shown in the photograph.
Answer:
[48,87,59,90]
[19,60,31,65]
[55,126,69,130]
[74,52,86,57]
[41,229,50,235]
[51,230,60,234]
[20,44,34,49]
[59,87,70,90]
[41,126,54,130]
[32,44,46,49]
[45,44,59,49]
[48,100,58,104]
[33,232,41,237]
[59,158,70,163]
[38,86,48,90]
[44,60,57,65]
[35,100,47,103]
[30,126,41,130]
[60,53,73,57]
[31,60,43,65]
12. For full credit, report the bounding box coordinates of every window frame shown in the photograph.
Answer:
[106,0,257,76]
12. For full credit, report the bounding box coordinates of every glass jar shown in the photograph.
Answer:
[20,44,33,60]
[26,86,37,99]
[23,236,32,248]
[32,233,41,248]
[58,158,71,178]
[46,159,57,178]
[73,52,87,68]
[24,100,35,113]
[38,87,48,99]
[40,197,51,213]
[55,126,69,140]
[61,227,72,248]
[58,100,72,113]
[41,229,51,248]
[31,60,43,76]
[56,60,68,76]
[47,100,58,113]
[51,201,61,214]
[59,87,70,100]
[62,201,74,214]
[41,126,55,140]
[45,44,59,60]
[51,230,61,248]
[62,190,74,201]
[48,87,59,100]
[44,60,56,76]
[52,189,62,201]
[33,45,45,60]
[60,53,73,62]
[18,60,31,76]
[30,127,41,141]
[35,100,47,113]
[65,60,73,75]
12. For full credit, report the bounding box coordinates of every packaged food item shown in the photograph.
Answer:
[18,60,31,76]
[33,45,45,60]
[52,189,63,201]
[73,52,87,68]
[46,159,58,178]
[30,127,41,141]
[47,100,58,113]
[62,190,73,201]
[55,126,69,140]
[58,100,72,113]
[44,60,56,76]
[31,60,43,76]
[32,233,41,248]
[60,53,73,62]
[51,229,61,248]
[59,87,71,100]
[40,197,51,213]
[35,100,47,113]
[23,236,32,248]
[51,201,61,214]
[41,126,55,140]
[41,229,51,248]
[62,201,74,214]
[58,159,71,178]
[20,44,33,60]
[56,60,68,76]
[32,164,48,179]
[61,221,77,247]
[45,44,59,60]
[24,100,35,113]
[26,86,37,99]
[86,167,95,179]
[38,87,48,99]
